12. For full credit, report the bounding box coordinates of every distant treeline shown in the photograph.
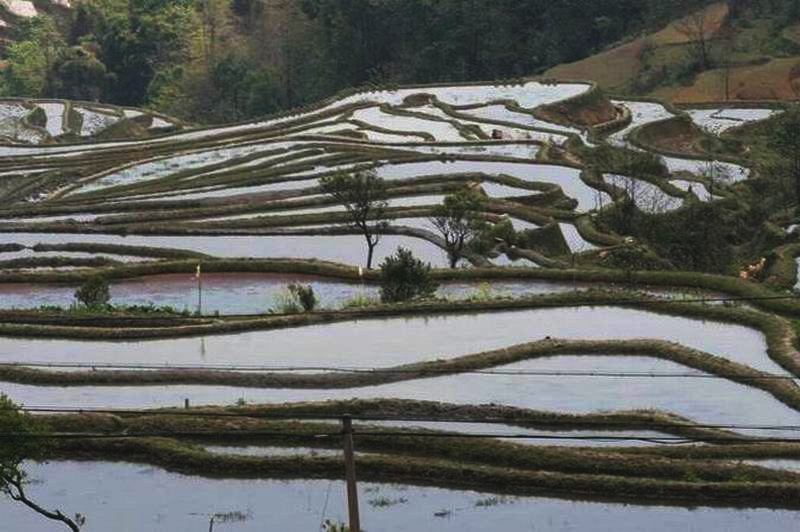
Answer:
[0,0,796,123]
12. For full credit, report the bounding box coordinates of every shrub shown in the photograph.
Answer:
[469,218,518,256]
[379,247,438,303]
[288,283,317,311]
[272,284,318,313]
[25,107,47,128]
[272,290,301,314]
[73,276,111,308]
[322,521,350,532]
[342,292,378,309]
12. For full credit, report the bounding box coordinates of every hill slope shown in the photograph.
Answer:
[547,2,800,103]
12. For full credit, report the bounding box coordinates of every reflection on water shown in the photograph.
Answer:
[2,461,798,532]
[0,307,777,374]
[0,274,582,313]
[0,233,449,267]
[4,356,799,437]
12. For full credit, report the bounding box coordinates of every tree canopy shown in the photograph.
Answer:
[320,170,388,269]
[2,0,767,124]
[430,188,488,268]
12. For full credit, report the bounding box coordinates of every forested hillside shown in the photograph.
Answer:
[0,0,725,124]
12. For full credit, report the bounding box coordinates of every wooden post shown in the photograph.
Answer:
[196,263,202,315]
[184,398,190,409]
[341,415,361,532]
[197,274,202,315]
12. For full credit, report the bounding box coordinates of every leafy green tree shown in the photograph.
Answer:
[430,189,488,268]
[1,16,66,97]
[70,0,192,106]
[1,394,83,531]
[771,106,800,204]
[320,170,388,269]
[288,283,317,312]
[73,276,111,308]
[53,47,110,102]
[379,247,438,303]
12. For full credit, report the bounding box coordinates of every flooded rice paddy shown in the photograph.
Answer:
[2,461,798,532]
[0,307,778,374]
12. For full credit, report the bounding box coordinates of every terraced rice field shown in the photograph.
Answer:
[0,80,797,530]
[8,461,800,532]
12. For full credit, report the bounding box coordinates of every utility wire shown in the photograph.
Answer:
[3,292,800,323]
[13,406,800,433]
[1,430,800,445]
[4,362,798,382]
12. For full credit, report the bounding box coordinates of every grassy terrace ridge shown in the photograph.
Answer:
[3,338,799,413]
[1,5,799,520]
[36,398,800,460]
[40,435,800,508]
[0,260,798,316]
[38,418,799,486]
[51,151,578,213]
[29,242,210,260]
[0,289,799,377]
[179,399,740,441]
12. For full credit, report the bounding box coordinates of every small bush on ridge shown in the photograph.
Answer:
[379,247,438,303]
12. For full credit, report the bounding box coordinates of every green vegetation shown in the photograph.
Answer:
[73,276,110,308]
[288,283,318,312]
[0,0,731,124]
[1,395,83,531]
[27,408,800,507]
[321,169,389,269]
[272,283,318,313]
[3,1,800,522]
[430,189,488,268]
[379,247,439,303]
[322,521,351,532]
[549,0,800,102]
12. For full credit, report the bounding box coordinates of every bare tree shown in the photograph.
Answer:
[772,106,800,204]
[675,6,712,70]
[2,474,84,531]
[701,159,730,199]
[715,28,736,101]
[320,170,388,269]
[1,394,84,531]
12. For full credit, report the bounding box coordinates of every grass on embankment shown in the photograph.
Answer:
[41,418,800,508]
[5,337,799,415]
[0,287,797,374]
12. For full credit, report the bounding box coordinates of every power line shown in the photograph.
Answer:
[207,292,800,317]
[1,291,800,321]
[14,406,800,433]
[4,362,798,381]
[1,429,800,445]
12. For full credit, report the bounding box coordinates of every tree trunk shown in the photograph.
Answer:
[794,154,800,204]
[3,474,81,531]
[449,252,458,269]
[699,38,708,70]
[366,240,376,270]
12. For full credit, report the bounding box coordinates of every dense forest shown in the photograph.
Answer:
[0,0,798,124]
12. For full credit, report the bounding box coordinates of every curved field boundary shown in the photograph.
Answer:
[763,243,800,290]
[0,258,797,315]
[674,101,788,111]
[0,290,797,378]
[38,420,792,485]
[2,339,798,414]
[626,115,752,167]
[5,77,580,154]
[46,436,800,508]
